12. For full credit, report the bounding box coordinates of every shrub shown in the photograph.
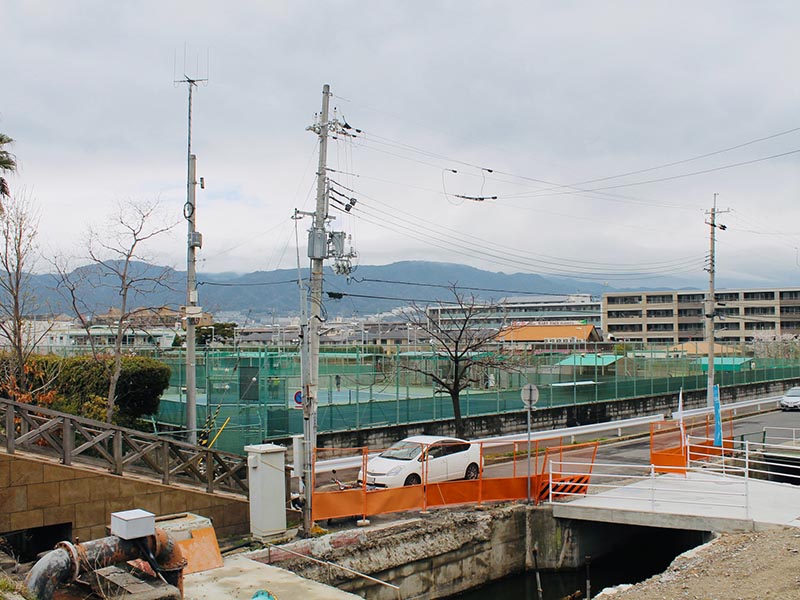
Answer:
[0,353,170,427]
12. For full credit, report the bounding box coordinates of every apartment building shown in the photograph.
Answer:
[428,294,602,330]
[602,288,800,344]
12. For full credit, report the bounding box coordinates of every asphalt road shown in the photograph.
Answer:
[316,406,800,488]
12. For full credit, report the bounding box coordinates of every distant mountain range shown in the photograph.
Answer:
[27,260,616,321]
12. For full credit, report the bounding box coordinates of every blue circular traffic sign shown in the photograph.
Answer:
[294,390,303,405]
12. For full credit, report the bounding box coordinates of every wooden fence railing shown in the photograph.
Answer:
[0,398,248,496]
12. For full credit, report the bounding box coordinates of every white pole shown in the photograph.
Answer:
[526,405,532,503]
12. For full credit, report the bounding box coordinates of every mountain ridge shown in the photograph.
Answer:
[20,259,762,321]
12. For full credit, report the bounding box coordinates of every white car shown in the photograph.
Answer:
[780,387,800,411]
[358,435,481,488]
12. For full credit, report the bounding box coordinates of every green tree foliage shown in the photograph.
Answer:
[1,354,170,427]
[0,133,17,199]
[197,322,237,346]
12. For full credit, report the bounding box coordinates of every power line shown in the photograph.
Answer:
[330,179,699,270]
[516,148,800,196]
[345,123,800,207]
[199,279,297,287]
[540,125,800,190]
[327,290,438,303]
[331,179,706,278]
[349,277,598,297]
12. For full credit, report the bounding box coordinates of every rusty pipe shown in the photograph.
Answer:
[25,528,186,600]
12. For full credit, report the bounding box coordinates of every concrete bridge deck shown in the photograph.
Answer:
[552,470,800,532]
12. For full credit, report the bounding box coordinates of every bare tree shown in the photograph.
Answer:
[402,287,510,438]
[0,191,52,395]
[55,200,178,422]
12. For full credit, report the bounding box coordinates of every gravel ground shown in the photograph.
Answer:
[596,527,800,600]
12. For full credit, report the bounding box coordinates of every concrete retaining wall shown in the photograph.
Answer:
[0,452,249,541]
[252,504,654,600]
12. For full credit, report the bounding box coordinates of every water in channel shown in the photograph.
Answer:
[452,528,706,600]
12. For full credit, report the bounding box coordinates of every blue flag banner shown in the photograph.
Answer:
[713,384,722,447]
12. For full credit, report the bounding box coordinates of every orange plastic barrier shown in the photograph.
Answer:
[652,446,687,474]
[650,416,735,473]
[366,485,425,515]
[312,488,364,521]
[481,476,538,502]
[425,480,480,508]
[311,441,599,522]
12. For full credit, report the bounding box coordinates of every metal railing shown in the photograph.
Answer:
[0,398,248,496]
[550,432,800,515]
[688,433,800,487]
[548,459,749,513]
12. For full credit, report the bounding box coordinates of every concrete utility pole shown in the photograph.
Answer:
[179,76,206,444]
[301,84,332,534]
[705,193,728,408]
[297,84,357,534]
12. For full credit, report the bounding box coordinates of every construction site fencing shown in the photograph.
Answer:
[147,345,800,455]
[650,416,735,474]
[311,440,599,522]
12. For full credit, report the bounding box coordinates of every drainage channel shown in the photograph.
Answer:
[451,527,709,600]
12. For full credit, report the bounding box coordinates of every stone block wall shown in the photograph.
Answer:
[0,452,249,542]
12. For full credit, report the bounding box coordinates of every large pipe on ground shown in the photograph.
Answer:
[25,527,186,600]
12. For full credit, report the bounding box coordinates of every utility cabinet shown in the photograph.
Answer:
[245,443,287,540]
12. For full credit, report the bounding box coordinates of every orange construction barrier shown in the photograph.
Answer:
[650,416,735,473]
[311,440,599,521]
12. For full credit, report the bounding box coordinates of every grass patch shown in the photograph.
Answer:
[0,572,33,599]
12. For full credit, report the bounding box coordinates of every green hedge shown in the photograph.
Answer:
[2,354,170,427]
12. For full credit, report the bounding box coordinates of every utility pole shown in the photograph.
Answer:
[705,193,728,408]
[178,75,206,444]
[298,84,357,534]
[302,84,332,535]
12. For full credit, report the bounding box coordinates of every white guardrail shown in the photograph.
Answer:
[311,393,785,475]
[312,413,666,474]
[671,394,780,420]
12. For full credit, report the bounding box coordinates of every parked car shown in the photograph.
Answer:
[780,387,800,411]
[357,435,481,488]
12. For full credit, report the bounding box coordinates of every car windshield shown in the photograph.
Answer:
[786,388,800,397]
[379,440,424,461]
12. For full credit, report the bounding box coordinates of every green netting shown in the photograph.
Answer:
[149,345,800,455]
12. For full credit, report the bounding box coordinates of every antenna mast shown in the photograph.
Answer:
[177,70,207,445]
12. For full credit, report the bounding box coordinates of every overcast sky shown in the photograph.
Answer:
[4,1,800,289]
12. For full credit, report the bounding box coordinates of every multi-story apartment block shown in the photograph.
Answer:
[602,288,800,344]
[428,294,602,330]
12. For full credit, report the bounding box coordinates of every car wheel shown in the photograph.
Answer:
[404,474,422,486]
[465,463,479,480]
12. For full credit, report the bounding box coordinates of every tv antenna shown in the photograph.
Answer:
[174,46,209,445]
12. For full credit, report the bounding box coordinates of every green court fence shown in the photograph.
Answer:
[143,344,800,455]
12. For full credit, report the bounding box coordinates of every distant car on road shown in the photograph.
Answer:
[780,387,800,411]
[357,435,481,488]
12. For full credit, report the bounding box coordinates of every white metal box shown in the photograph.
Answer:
[110,509,155,540]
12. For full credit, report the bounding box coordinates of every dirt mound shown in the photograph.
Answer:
[597,527,800,599]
